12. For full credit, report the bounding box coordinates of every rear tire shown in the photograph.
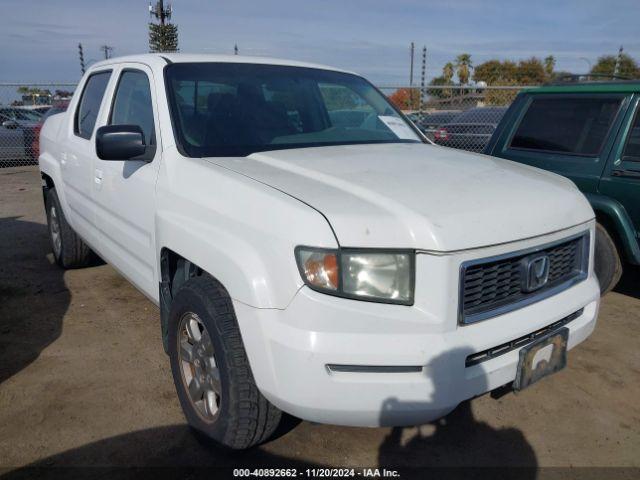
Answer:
[45,188,93,269]
[168,275,282,449]
[594,223,623,295]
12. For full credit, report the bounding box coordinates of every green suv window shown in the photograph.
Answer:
[622,109,640,162]
[510,96,622,156]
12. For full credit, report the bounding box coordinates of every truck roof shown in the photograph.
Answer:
[522,80,640,94]
[89,53,355,75]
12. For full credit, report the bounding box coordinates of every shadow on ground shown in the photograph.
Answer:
[2,407,538,479]
[2,347,537,479]
[0,216,70,384]
[377,347,537,474]
[614,264,640,300]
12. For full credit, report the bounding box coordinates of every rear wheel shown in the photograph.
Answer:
[594,223,623,295]
[45,188,92,268]
[168,275,282,449]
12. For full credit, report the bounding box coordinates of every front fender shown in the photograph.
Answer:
[155,155,338,309]
[585,192,640,265]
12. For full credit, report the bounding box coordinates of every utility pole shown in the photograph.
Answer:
[100,45,114,60]
[150,0,171,25]
[614,45,624,77]
[78,43,86,75]
[419,46,426,120]
[409,42,415,87]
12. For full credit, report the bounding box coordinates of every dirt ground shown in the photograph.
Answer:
[0,166,639,477]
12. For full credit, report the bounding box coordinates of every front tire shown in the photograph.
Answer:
[168,275,282,449]
[594,223,623,295]
[45,188,92,268]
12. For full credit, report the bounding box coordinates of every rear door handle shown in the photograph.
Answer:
[94,169,103,186]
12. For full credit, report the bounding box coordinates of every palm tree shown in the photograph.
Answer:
[443,62,455,83]
[544,55,556,79]
[455,54,473,85]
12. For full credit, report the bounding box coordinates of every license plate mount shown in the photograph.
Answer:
[513,327,569,391]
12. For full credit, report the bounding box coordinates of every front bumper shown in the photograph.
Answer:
[234,224,600,427]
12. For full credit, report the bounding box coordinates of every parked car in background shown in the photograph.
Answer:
[434,107,507,152]
[417,110,461,140]
[485,81,640,294]
[31,106,52,115]
[0,107,41,166]
[39,54,600,449]
[32,100,69,161]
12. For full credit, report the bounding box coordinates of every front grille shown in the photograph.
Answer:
[465,308,583,367]
[460,233,589,324]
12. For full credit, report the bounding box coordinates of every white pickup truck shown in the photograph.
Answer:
[39,54,600,449]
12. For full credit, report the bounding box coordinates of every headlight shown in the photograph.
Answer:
[295,247,414,305]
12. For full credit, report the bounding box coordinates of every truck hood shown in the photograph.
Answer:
[207,143,594,251]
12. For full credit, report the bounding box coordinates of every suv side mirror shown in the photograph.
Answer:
[2,120,19,129]
[96,124,147,161]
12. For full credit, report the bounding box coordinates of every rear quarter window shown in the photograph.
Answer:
[509,95,623,156]
[622,108,640,162]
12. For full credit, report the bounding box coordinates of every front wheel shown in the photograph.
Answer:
[168,275,282,449]
[594,223,623,295]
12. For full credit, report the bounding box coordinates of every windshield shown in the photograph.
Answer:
[165,63,422,157]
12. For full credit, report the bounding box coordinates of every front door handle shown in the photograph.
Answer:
[94,169,103,186]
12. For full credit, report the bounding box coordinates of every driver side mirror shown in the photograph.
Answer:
[96,124,147,161]
[2,120,19,129]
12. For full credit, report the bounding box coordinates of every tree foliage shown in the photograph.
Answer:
[427,75,455,98]
[590,54,640,79]
[544,55,556,78]
[388,88,420,110]
[443,62,454,83]
[473,56,549,85]
[473,60,517,84]
[149,23,179,53]
[455,54,473,85]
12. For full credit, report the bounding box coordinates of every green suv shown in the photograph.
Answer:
[485,81,640,294]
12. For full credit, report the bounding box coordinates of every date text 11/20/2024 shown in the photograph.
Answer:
[233,468,400,477]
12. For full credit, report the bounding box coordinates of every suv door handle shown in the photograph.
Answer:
[612,169,640,179]
[94,169,103,186]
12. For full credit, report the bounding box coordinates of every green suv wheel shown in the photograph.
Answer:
[594,223,623,295]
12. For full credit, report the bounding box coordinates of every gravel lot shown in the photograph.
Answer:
[0,166,639,477]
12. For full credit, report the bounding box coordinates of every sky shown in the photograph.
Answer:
[1,0,639,86]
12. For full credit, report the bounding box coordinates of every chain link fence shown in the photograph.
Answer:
[0,83,75,168]
[378,85,530,153]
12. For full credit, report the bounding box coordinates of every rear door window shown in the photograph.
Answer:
[75,71,111,139]
[510,96,622,156]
